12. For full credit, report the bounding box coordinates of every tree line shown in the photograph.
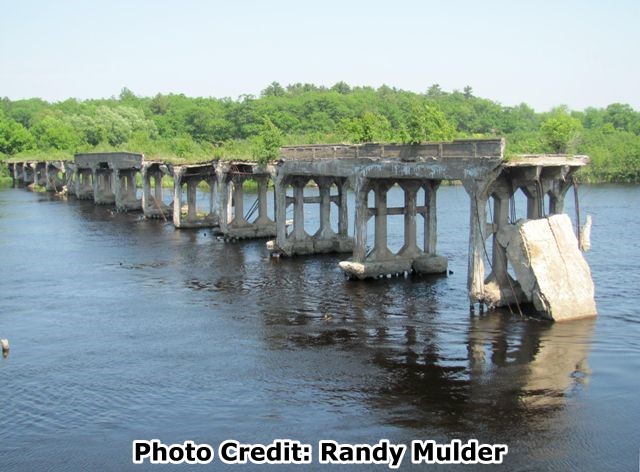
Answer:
[1,82,639,182]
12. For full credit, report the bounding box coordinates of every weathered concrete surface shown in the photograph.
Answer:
[496,214,597,321]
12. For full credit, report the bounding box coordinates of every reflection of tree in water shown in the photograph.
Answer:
[257,274,594,434]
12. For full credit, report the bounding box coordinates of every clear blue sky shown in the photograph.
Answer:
[1,0,638,111]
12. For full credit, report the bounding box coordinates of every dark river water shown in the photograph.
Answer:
[0,184,639,471]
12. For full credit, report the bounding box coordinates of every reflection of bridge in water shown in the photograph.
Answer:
[255,282,594,433]
[6,139,591,319]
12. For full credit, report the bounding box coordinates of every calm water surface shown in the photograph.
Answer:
[0,184,639,471]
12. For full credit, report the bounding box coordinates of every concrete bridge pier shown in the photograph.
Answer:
[45,161,66,192]
[33,162,47,187]
[172,164,218,229]
[23,163,35,185]
[464,158,586,311]
[113,168,141,212]
[74,167,94,199]
[91,165,115,205]
[217,162,276,239]
[339,178,446,279]
[63,162,76,196]
[268,174,353,255]
[141,163,173,219]
[8,163,24,187]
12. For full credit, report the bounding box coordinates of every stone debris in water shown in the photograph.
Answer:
[497,214,597,321]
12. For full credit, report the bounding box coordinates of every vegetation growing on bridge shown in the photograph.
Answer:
[1,82,639,182]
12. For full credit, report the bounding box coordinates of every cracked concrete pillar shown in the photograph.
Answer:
[208,176,217,219]
[491,191,511,287]
[172,167,185,226]
[216,169,230,233]
[372,181,392,260]
[468,192,488,303]
[338,179,349,236]
[154,172,163,203]
[293,178,305,240]
[425,181,440,254]
[317,177,333,239]
[187,178,197,222]
[352,178,369,263]
[231,178,245,225]
[114,169,123,209]
[257,176,269,223]
[524,185,542,219]
[399,181,419,257]
[274,176,287,246]
[141,164,151,213]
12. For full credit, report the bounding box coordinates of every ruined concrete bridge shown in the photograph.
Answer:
[5,138,595,321]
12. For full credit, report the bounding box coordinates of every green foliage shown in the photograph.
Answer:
[253,118,283,164]
[405,104,455,143]
[0,114,35,154]
[1,82,639,181]
[341,112,391,143]
[32,115,80,150]
[540,108,583,153]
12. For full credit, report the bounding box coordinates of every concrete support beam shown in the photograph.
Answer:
[340,178,446,279]
[45,162,66,192]
[92,166,115,205]
[75,168,94,200]
[267,175,352,255]
[141,163,173,219]
[172,165,218,229]
[220,170,276,239]
[114,168,141,212]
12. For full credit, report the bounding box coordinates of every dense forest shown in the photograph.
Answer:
[1,82,639,183]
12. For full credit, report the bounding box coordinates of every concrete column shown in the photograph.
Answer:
[424,181,439,254]
[491,193,511,285]
[232,178,245,225]
[274,176,287,245]
[352,179,369,263]
[399,182,419,257]
[372,182,391,260]
[524,185,541,219]
[318,178,333,238]
[172,167,185,226]
[257,176,269,223]
[339,179,349,236]
[217,172,230,233]
[113,169,123,208]
[208,176,217,218]
[127,171,136,202]
[154,172,163,202]
[467,192,488,304]
[141,165,151,213]
[187,179,197,222]
[293,179,305,240]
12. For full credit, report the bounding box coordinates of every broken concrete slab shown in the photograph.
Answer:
[496,214,597,321]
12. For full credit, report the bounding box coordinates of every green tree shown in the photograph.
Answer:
[254,117,283,163]
[427,84,444,97]
[261,82,286,97]
[342,112,391,143]
[540,109,583,153]
[0,115,35,154]
[405,104,456,143]
[32,115,80,150]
